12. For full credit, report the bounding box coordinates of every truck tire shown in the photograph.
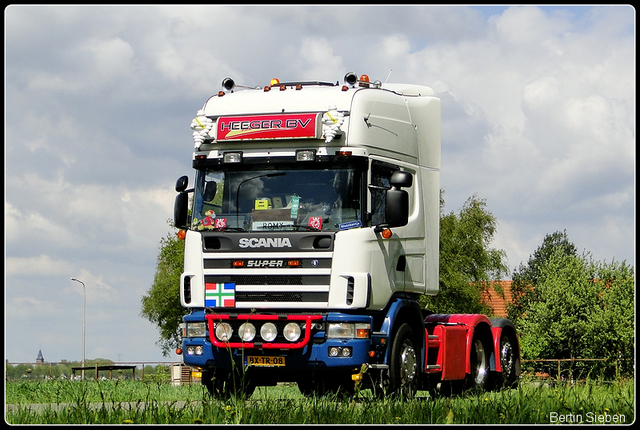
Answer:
[467,329,491,391]
[388,323,420,398]
[492,329,519,389]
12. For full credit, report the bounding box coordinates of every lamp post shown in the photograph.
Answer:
[71,277,85,380]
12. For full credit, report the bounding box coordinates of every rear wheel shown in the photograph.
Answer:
[467,329,491,391]
[495,330,519,389]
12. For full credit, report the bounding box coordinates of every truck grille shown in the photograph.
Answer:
[203,256,332,308]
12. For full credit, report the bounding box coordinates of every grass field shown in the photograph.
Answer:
[5,376,635,424]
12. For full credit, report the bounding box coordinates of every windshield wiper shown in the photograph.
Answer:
[287,224,321,232]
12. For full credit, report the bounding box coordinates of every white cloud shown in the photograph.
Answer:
[295,37,344,79]
[5,254,75,277]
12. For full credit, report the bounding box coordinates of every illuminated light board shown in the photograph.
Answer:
[217,113,321,141]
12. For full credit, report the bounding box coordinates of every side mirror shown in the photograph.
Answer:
[390,170,413,188]
[174,192,189,229]
[174,175,190,228]
[175,175,189,192]
[385,171,413,228]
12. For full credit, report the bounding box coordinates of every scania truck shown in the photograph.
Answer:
[173,72,520,398]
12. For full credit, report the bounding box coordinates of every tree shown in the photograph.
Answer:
[140,223,187,356]
[509,231,634,376]
[515,248,597,360]
[583,259,635,375]
[508,230,577,322]
[421,193,509,314]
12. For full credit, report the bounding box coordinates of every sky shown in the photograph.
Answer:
[4,5,635,365]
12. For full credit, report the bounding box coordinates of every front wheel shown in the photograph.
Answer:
[387,323,420,398]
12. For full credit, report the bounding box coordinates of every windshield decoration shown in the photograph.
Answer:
[191,110,215,148]
[205,282,235,308]
[322,105,344,143]
[308,216,323,230]
[217,113,321,141]
[339,220,362,231]
[192,167,362,232]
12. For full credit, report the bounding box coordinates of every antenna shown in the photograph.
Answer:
[384,69,393,84]
[365,69,393,126]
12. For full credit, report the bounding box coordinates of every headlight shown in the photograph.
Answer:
[215,323,233,342]
[283,322,302,342]
[328,323,353,338]
[327,323,370,339]
[260,322,278,342]
[239,323,256,342]
[185,322,207,338]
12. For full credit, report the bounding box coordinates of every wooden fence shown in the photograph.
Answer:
[521,358,631,381]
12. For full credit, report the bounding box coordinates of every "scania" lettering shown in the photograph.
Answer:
[238,237,293,248]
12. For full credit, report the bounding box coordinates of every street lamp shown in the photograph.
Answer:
[71,277,85,380]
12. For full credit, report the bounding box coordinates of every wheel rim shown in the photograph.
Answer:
[473,338,488,385]
[399,341,417,385]
[500,336,514,375]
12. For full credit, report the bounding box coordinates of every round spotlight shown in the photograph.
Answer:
[222,77,235,91]
[283,322,302,342]
[260,322,278,342]
[215,323,233,342]
[239,323,256,342]
[344,72,358,86]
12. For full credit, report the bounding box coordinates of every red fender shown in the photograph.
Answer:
[425,314,492,375]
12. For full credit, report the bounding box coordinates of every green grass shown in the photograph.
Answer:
[5,377,634,424]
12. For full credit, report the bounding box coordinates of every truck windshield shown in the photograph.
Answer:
[192,166,362,232]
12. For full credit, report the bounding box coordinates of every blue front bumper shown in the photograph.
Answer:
[181,311,375,371]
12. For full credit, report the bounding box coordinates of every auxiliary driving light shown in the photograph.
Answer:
[260,322,278,342]
[223,152,243,163]
[238,323,256,342]
[215,323,233,342]
[283,322,302,342]
[295,149,316,162]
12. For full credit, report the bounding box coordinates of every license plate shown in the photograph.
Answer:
[246,356,285,367]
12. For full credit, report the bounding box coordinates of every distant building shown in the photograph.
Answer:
[36,349,45,364]
[481,281,514,318]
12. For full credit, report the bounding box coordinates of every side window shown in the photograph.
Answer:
[370,160,399,225]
